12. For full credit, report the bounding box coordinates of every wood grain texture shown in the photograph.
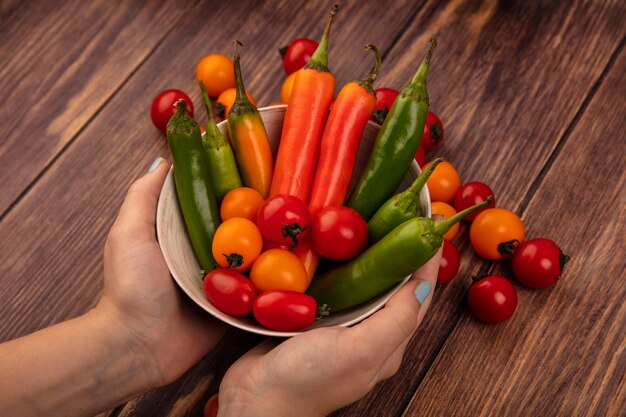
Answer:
[332,0,626,415]
[0,0,193,216]
[403,45,626,417]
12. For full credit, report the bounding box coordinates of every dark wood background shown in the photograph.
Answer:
[1,0,624,416]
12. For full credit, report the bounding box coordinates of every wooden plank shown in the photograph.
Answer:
[331,0,626,416]
[0,0,194,216]
[402,46,626,417]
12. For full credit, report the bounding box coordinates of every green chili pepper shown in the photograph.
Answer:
[198,79,243,201]
[307,198,492,313]
[348,39,437,220]
[367,157,444,245]
[166,99,220,273]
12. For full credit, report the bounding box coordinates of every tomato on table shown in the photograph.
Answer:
[470,208,525,260]
[220,187,265,223]
[454,181,496,222]
[212,218,263,271]
[424,160,461,203]
[150,89,193,133]
[280,37,318,74]
[196,53,235,97]
[371,87,399,125]
[216,88,257,119]
[203,268,256,316]
[421,111,444,151]
[431,202,460,241]
[437,240,461,285]
[281,71,298,104]
[311,206,368,261]
[468,275,517,324]
[512,238,569,288]
[253,290,317,332]
[250,249,308,293]
[257,194,311,247]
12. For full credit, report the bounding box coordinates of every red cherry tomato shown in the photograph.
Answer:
[414,144,425,167]
[203,268,256,316]
[512,238,569,289]
[281,38,318,74]
[257,195,311,247]
[371,87,399,125]
[422,111,444,151]
[311,206,368,261]
[253,291,317,332]
[150,89,193,133]
[453,181,496,222]
[467,275,517,324]
[437,240,460,285]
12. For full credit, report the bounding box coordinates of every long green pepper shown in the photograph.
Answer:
[166,100,220,273]
[307,198,492,313]
[198,79,243,201]
[367,157,444,245]
[348,39,437,220]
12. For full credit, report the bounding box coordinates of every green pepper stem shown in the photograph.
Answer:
[305,4,339,71]
[197,79,220,135]
[358,44,382,87]
[434,196,493,235]
[406,157,444,196]
[174,98,187,115]
[410,39,437,86]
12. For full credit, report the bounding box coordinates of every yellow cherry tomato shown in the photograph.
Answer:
[212,218,262,271]
[424,160,461,203]
[470,208,525,260]
[220,187,265,223]
[196,54,235,97]
[280,71,298,104]
[250,249,308,293]
[431,202,459,240]
[216,88,257,118]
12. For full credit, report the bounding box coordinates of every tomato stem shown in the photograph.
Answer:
[223,252,244,269]
[305,4,339,72]
[497,239,519,257]
[316,304,331,320]
[559,251,570,271]
[434,196,493,235]
[281,223,306,248]
[406,157,444,196]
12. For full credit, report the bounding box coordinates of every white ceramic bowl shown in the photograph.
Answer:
[156,105,431,337]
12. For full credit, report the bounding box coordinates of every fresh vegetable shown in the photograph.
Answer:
[371,87,398,125]
[204,394,219,417]
[220,187,264,222]
[228,42,274,197]
[212,218,262,271]
[250,249,308,293]
[307,199,491,313]
[348,39,437,220]
[367,157,443,245]
[414,144,425,167]
[271,5,338,202]
[261,236,320,286]
[280,37,318,74]
[203,268,256,316]
[437,240,460,285]
[308,45,382,215]
[280,71,298,104]
[424,160,461,203]
[257,194,311,247]
[151,89,193,133]
[470,208,525,260]
[453,181,496,221]
[468,275,517,323]
[311,206,368,261]
[196,53,235,97]
[167,100,220,272]
[431,201,459,240]
[198,79,243,201]
[215,87,256,119]
[422,111,444,152]
[511,238,569,288]
[253,290,317,332]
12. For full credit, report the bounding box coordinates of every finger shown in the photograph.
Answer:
[113,157,170,236]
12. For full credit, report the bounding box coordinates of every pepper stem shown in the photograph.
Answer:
[174,98,187,115]
[406,157,444,196]
[197,79,219,133]
[357,44,382,87]
[305,4,339,71]
[410,39,437,86]
[231,40,255,115]
[434,196,493,235]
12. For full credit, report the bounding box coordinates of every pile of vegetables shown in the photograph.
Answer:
[152,4,569,332]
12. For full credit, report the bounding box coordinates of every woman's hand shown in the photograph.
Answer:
[96,157,226,388]
[218,247,442,417]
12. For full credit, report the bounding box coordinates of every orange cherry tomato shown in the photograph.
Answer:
[431,202,459,240]
[470,208,525,260]
[196,54,235,97]
[250,249,308,293]
[220,187,265,223]
[204,394,219,417]
[216,87,257,118]
[212,218,262,271]
[280,71,298,104]
[424,160,461,202]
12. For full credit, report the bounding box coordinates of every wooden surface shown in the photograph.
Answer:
[0,0,624,416]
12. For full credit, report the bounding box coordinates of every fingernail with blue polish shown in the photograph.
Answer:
[148,157,162,173]
[414,280,432,304]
